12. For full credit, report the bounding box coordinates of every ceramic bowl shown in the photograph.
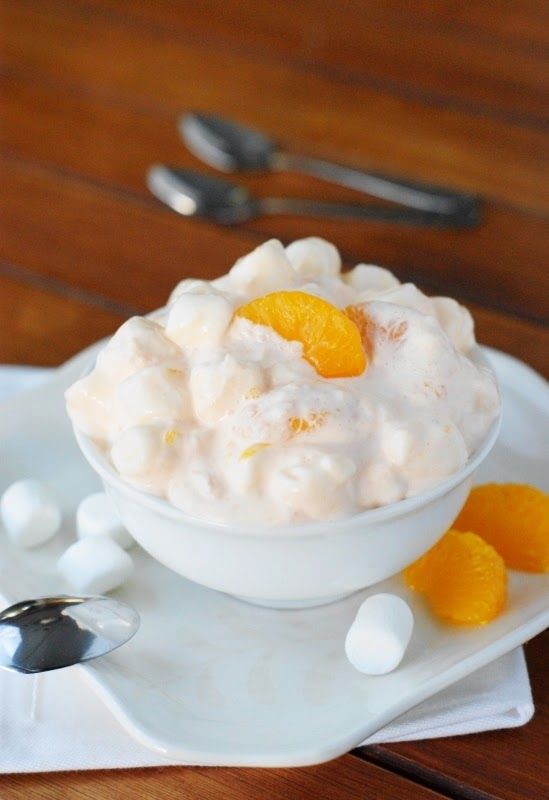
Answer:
[74,421,499,609]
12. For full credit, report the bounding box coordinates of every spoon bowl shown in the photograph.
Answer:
[147,165,478,228]
[180,112,277,172]
[179,111,480,218]
[147,165,258,224]
[0,595,140,674]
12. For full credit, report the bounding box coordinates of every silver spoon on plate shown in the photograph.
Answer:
[0,595,139,674]
[179,111,479,220]
[147,165,478,228]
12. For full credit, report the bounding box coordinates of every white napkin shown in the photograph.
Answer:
[0,366,535,772]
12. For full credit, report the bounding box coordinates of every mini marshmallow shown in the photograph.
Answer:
[377,283,435,317]
[76,492,134,549]
[1,479,62,548]
[168,278,216,305]
[95,317,180,382]
[58,537,134,595]
[357,462,407,508]
[432,296,475,353]
[344,264,400,293]
[268,447,355,520]
[114,364,191,429]
[378,413,468,494]
[228,239,295,295]
[110,425,174,480]
[190,354,265,424]
[166,292,233,348]
[285,237,341,279]
[345,593,414,675]
[65,370,115,440]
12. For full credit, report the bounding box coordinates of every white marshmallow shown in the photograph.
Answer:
[344,264,400,293]
[285,237,341,279]
[168,278,216,305]
[357,462,407,508]
[165,292,233,348]
[292,279,352,309]
[65,370,115,440]
[110,425,175,480]
[345,594,414,675]
[96,317,180,382]
[76,492,134,549]
[228,239,295,295]
[268,447,355,520]
[269,358,314,387]
[1,479,62,548]
[377,283,435,316]
[432,296,475,353]
[114,365,191,429]
[377,410,468,495]
[58,537,134,595]
[190,354,265,424]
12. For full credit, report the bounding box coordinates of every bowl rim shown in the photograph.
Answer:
[72,345,501,538]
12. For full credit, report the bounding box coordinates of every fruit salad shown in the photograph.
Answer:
[66,238,500,525]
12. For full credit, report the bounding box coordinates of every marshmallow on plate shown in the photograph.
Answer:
[0,479,62,548]
[345,593,414,675]
[76,492,134,549]
[58,537,134,595]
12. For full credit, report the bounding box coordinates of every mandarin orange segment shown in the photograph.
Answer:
[454,484,549,572]
[404,530,506,625]
[289,412,327,434]
[239,442,270,460]
[235,291,367,378]
[344,305,373,355]
[345,304,408,354]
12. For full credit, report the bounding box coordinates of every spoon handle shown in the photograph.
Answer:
[279,153,478,218]
[260,197,477,228]
[29,673,42,721]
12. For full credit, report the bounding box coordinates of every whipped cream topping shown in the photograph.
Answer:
[66,238,499,525]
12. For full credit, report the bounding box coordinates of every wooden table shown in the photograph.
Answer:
[1,1,547,797]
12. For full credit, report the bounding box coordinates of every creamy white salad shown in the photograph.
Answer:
[66,238,499,525]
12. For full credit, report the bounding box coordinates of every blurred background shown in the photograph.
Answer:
[0,0,547,373]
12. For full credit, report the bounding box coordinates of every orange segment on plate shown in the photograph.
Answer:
[235,291,367,378]
[454,483,549,572]
[404,530,507,625]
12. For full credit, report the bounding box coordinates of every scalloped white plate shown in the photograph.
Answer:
[0,346,547,767]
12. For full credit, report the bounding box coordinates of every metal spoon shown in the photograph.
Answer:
[0,595,139,674]
[147,165,478,228]
[179,112,479,218]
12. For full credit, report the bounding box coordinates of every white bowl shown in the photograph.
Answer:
[72,352,501,609]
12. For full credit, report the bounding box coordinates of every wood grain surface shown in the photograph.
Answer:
[4,754,453,800]
[0,1,547,798]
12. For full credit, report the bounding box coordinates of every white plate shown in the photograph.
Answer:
[0,346,547,767]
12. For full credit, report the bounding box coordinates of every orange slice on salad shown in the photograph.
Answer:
[236,291,366,378]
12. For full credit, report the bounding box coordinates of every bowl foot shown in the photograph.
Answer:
[230,591,356,610]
